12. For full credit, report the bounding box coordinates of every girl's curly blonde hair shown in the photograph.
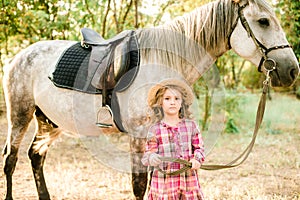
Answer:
[147,84,193,124]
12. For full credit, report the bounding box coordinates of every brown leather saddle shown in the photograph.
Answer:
[82,28,140,131]
[80,28,139,106]
[51,28,139,131]
[52,28,139,95]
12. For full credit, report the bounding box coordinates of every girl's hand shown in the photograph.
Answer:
[190,158,201,170]
[149,153,162,167]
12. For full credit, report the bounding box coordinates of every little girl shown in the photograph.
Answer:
[142,79,205,200]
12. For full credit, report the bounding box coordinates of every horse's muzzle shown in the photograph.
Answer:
[270,62,299,87]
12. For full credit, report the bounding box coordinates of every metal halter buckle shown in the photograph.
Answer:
[263,58,276,85]
[263,58,276,72]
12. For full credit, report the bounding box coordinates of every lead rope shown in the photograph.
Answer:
[200,82,268,170]
[156,157,192,176]
[157,68,273,173]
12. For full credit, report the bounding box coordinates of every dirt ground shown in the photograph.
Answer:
[0,114,299,200]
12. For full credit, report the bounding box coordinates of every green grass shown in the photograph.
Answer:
[200,91,300,199]
[235,92,300,134]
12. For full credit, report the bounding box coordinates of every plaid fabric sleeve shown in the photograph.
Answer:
[191,121,205,164]
[141,125,159,166]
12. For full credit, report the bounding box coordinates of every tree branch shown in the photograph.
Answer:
[121,0,133,27]
[112,0,120,32]
[135,0,138,28]
[102,0,111,37]
[84,0,96,26]
[154,0,175,26]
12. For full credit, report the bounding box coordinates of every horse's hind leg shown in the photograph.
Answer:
[2,145,18,200]
[2,101,35,200]
[28,107,60,200]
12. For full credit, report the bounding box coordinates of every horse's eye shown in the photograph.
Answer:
[258,18,270,27]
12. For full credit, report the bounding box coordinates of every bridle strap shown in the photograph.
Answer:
[238,3,267,59]
[257,44,292,72]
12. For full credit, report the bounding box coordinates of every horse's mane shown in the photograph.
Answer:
[136,0,275,82]
[137,0,238,82]
[163,0,237,54]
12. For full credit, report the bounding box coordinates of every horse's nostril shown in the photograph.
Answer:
[290,68,299,80]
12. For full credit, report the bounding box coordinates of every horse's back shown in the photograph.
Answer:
[4,40,75,72]
[3,40,76,91]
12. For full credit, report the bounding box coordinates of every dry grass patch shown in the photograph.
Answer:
[0,93,299,199]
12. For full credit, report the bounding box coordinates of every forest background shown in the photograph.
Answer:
[0,1,299,199]
[0,0,299,131]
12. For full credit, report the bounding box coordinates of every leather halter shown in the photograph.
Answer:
[230,2,292,72]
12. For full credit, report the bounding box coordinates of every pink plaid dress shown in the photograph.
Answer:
[142,119,205,200]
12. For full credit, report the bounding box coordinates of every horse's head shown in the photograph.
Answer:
[229,0,299,87]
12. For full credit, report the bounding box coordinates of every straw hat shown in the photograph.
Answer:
[147,79,194,106]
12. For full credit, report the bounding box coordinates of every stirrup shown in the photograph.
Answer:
[96,105,114,128]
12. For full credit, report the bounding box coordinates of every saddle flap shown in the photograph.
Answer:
[114,37,131,81]
[90,30,137,90]
[90,46,115,89]
[81,27,105,46]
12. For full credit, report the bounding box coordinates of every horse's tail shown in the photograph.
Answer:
[31,107,63,155]
[32,128,62,155]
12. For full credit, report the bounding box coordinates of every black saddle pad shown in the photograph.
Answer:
[51,42,100,94]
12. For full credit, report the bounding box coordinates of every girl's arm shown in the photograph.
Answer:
[191,122,205,164]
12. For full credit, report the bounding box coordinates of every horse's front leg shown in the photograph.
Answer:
[130,136,148,200]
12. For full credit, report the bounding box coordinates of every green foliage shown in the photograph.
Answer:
[240,64,263,90]
[223,92,244,134]
[216,51,245,89]
[275,0,300,61]
[215,51,264,90]
[0,0,133,65]
[296,86,300,99]
[275,0,300,96]
[225,118,239,134]
[194,76,245,134]
[193,77,211,131]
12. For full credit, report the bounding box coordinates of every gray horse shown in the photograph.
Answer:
[2,0,299,199]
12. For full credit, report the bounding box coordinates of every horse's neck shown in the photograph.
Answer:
[137,0,237,84]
